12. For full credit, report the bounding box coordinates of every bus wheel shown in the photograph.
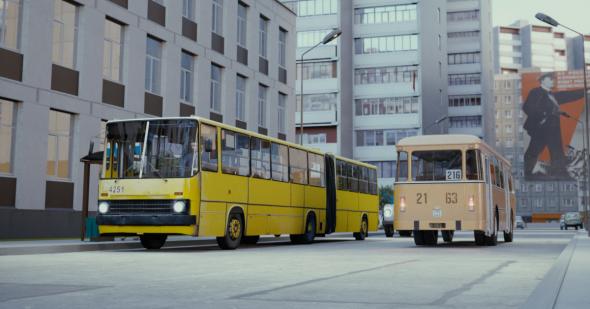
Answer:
[424,231,438,245]
[217,212,243,250]
[474,231,486,246]
[291,213,316,244]
[140,234,167,250]
[503,211,514,243]
[442,230,454,243]
[242,236,260,245]
[399,230,412,237]
[413,231,425,245]
[354,217,368,240]
[485,215,499,246]
[384,224,394,238]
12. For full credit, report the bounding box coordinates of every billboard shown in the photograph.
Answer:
[521,71,587,181]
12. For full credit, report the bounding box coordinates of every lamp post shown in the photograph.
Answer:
[298,28,342,145]
[536,13,590,233]
[424,115,449,133]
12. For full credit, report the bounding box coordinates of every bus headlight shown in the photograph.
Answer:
[400,197,406,212]
[383,204,393,219]
[98,201,109,214]
[468,196,475,212]
[173,200,186,213]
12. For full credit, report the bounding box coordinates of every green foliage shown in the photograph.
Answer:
[379,185,394,210]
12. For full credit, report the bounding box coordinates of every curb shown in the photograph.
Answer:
[520,232,578,309]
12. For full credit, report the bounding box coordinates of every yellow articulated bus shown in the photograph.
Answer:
[393,135,516,246]
[96,117,379,250]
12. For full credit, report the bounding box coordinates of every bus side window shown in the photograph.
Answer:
[359,167,369,194]
[466,149,482,180]
[200,124,218,172]
[271,143,289,182]
[350,164,359,192]
[308,153,325,187]
[396,151,408,181]
[221,130,250,176]
[251,137,271,179]
[336,160,346,190]
[289,148,308,184]
[369,168,378,195]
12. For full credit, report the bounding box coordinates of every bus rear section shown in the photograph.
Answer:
[393,135,515,246]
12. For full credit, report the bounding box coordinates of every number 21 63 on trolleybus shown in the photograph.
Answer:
[96,117,379,250]
[393,135,516,246]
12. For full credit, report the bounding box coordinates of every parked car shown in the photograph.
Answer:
[515,216,526,229]
[562,212,583,230]
[383,204,394,237]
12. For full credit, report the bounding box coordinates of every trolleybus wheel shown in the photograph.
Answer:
[384,224,394,238]
[413,231,425,245]
[242,235,260,245]
[424,230,438,245]
[398,230,412,237]
[442,230,454,243]
[140,234,167,250]
[290,213,316,244]
[485,213,499,246]
[217,212,243,250]
[354,217,368,240]
[503,210,514,243]
[474,231,486,246]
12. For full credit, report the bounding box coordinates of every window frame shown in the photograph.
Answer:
[210,63,222,112]
[180,50,194,103]
[259,15,268,59]
[212,0,223,35]
[46,109,73,180]
[0,0,21,51]
[0,99,16,175]
[237,2,247,48]
[220,129,250,177]
[52,0,79,69]
[257,84,267,128]
[145,36,163,94]
[103,17,124,83]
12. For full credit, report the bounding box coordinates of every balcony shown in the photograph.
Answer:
[295,110,337,126]
[354,114,420,130]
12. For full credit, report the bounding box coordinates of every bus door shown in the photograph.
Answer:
[483,155,494,235]
[324,154,336,234]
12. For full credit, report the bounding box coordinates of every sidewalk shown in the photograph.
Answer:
[522,230,590,309]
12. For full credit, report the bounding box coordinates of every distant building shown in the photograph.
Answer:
[567,35,590,70]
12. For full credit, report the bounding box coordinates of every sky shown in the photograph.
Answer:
[492,0,590,35]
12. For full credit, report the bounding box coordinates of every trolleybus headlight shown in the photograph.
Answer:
[173,200,186,213]
[400,197,406,212]
[383,204,393,218]
[468,196,475,212]
[98,201,110,214]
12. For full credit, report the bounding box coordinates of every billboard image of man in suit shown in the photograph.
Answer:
[522,72,585,180]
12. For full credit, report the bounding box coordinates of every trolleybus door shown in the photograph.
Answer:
[483,155,494,236]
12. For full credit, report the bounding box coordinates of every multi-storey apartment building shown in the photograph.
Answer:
[0,0,296,238]
[567,34,590,70]
[283,0,494,186]
[493,20,589,219]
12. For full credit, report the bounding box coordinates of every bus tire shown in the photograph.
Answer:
[354,216,368,240]
[485,213,499,246]
[291,213,316,244]
[413,231,425,245]
[424,230,438,245]
[384,224,394,237]
[399,230,412,237]
[474,231,486,246]
[442,230,454,243]
[242,235,260,245]
[216,212,243,250]
[503,211,514,243]
[140,234,167,250]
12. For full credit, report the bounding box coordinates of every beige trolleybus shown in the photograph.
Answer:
[96,117,379,250]
[393,135,516,246]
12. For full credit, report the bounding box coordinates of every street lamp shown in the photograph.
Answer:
[424,115,449,133]
[298,28,342,145]
[536,12,590,234]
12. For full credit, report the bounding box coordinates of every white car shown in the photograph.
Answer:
[383,204,394,237]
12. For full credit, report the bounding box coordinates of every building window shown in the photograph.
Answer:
[259,16,268,59]
[0,99,15,174]
[0,0,20,50]
[279,28,287,68]
[356,129,418,147]
[447,31,479,39]
[448,52,481,65]
[47,110,72,179]
[180,51,194,103]
[182,0,194,20]
[103,18,124,82]
[296,93,337,112]
[365,161,396,178]
[258,84,267,127]
[235,75,246,121]
[354,34,418,54]
[450,116,482,128]
[448,95,481,107]
[210,64,222,112]
[282,0,337,17]
[297,29,337,48]
[447,10,480,22]
[448,73,481,86]
[237,3,247,48]
[297,61,337,80]
[145,36,162,94]
[355,96,419,115]
[212,0,223,35]
[301,133,326,144]
[354,4,417,24]
[354,65,418,85]
[278,92,286,134]
[505,110,512,118]
[52,0,78,69]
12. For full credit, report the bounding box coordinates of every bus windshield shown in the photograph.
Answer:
[104,119,198,179]
[412,150,462,181]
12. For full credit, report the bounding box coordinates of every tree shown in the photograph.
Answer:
[379,185,394,211]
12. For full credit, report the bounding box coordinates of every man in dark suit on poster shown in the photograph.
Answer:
[523,72,585,180]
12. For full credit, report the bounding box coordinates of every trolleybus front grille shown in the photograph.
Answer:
[107,200,177,215]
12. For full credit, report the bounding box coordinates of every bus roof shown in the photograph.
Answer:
[106,116,377,170]
[397,134,481,146]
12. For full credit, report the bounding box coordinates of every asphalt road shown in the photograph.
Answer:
[0,227,576,309]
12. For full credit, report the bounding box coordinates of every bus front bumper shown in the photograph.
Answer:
[96,215,196,226]
[395,219,483,231]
